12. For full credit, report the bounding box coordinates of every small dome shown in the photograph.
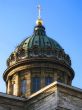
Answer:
[7,24,71,67]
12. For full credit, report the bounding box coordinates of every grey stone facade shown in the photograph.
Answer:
[0,82,82,110]
[0,92,24,110]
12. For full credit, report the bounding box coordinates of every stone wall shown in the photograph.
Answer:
[0,92,24,110]
[58,92,82,110]
[25,91,58,110]
[25,82,82,110]
[0,82,82,110]
[57,83,82,110]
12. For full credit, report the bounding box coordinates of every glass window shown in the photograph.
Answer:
[32,77,40,93]
[45,77,52,85]
[21,79,27,95]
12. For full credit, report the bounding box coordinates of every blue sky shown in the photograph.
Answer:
[0,0,82,92]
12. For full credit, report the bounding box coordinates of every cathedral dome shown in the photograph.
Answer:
[7,24,71,67]
[3,25,74,97]
[3,9,74,97]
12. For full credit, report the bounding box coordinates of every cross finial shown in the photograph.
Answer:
[36,4,43,25]
[37,4,41,19]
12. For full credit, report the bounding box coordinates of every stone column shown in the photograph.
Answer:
[7,77,11,94]
[26,71,31,96]
[41,68,45,88]
[15,73,19,96]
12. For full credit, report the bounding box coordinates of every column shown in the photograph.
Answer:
[26,71,31,96]
[15,73,19,96]
[41,68,45,88]
[7,77,11,94]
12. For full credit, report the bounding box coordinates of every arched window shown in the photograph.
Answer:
[32,77,40,93]
[45,76,53,86]
[21,79,27,95]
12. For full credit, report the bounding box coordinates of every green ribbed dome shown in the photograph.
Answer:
[17,25,62,51]
[7,24,71,67]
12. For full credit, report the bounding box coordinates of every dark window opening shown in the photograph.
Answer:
[32,77,40,93]
[21,79,27,95]
[45,77,53,86]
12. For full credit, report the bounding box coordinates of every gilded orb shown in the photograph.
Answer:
[36,19,43,26]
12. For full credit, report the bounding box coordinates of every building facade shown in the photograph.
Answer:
[0,9,82,110]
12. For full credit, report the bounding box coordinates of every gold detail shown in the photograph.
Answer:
[36,19,43,26]
[36,5,43,26]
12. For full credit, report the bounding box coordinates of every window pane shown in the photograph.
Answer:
[45,77,52,85]
[21,80,27,95]
[32,77,40,93]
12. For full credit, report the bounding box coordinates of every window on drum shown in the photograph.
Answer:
[45,76,53,86]
[32,77,40,93]
[21,79,27,95]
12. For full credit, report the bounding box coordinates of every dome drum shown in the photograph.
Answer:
[4,58,74,97]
